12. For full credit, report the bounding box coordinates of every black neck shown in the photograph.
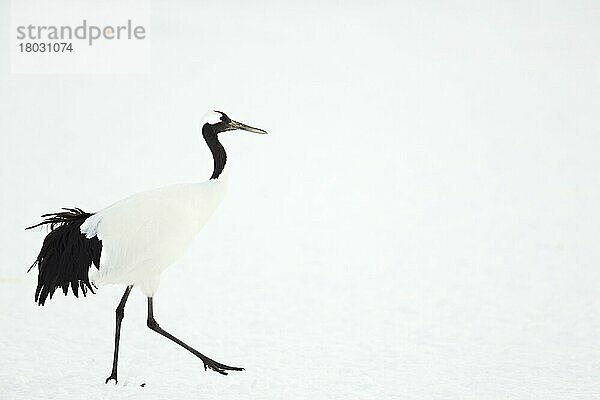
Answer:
[202,126,227,180]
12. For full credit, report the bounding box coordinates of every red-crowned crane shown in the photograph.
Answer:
[26,110,267,383]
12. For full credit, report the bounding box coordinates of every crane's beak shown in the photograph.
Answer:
[228,120,268,134]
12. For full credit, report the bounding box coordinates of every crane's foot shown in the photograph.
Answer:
[202,357,244,375]
[105,374,118,384]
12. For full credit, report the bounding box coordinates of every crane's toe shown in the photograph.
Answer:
[105,375,118,384]
[202,358,244,375]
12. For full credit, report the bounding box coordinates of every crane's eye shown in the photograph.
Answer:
[215,111,231,124]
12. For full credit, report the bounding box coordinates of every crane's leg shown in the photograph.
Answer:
[146,297,243,375]
[105,285,133,384]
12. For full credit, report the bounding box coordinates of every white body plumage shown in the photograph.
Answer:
[81,175,228,296]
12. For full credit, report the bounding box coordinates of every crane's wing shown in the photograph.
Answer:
[80,182,226,281]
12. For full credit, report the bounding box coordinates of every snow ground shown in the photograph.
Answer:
[1,1,600,399]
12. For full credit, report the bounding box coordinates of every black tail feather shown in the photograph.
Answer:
[27,208,102,306]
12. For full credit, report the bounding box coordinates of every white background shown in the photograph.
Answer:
[1,0,599,399]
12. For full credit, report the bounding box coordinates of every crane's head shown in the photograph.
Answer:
[200,110,268,136]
